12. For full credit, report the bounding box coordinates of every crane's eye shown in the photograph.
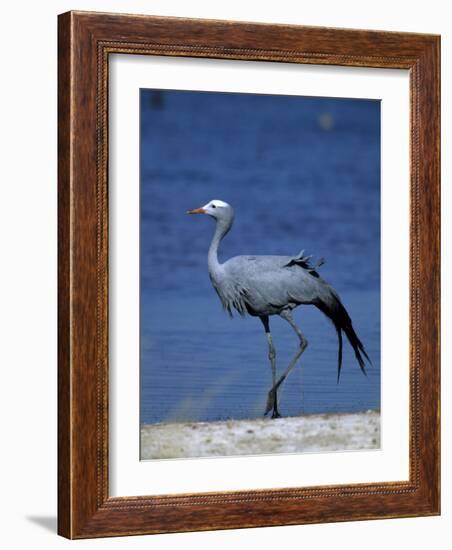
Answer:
[211,204,216,208]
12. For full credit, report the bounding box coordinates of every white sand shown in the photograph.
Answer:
[141,410,380,460]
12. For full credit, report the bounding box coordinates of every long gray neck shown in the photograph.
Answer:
[208,217,232,279]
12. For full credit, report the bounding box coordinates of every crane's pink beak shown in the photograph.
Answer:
[187,207,206,214]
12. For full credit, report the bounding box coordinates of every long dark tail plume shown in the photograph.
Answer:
[335,326,343,383]
[316,292,371,382]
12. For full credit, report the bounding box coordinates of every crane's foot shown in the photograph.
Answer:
[265,389,282,418]
[264,389,276,416]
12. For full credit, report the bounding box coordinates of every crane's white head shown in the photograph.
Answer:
[187,199,234,222]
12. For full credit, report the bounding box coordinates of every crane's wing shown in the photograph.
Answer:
[220,253,328,316]
[283,249,325,276]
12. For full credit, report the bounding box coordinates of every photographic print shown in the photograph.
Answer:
[140,89,380,460]
[58,13,440,536]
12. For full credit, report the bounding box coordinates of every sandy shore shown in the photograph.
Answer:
[141,410,380,460]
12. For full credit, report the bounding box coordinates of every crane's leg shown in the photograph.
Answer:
[265,309,308,416]
[260,316,280,418]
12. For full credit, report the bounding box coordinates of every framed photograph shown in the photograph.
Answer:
[58,11,440,538]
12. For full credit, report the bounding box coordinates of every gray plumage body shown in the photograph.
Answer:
[211,253,332,317]
[188,199,371,417]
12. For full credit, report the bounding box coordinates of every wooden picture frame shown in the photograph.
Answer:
[58,10,440,539]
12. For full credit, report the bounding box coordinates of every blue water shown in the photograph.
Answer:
[140,89,380,424]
